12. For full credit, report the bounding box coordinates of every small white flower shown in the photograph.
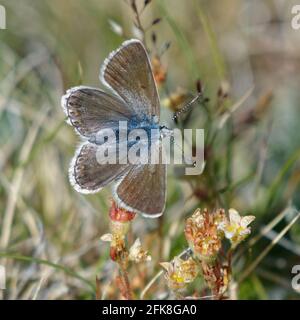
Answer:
[219,208,255,248]
[129,238,151,263]
[160,257,199,290]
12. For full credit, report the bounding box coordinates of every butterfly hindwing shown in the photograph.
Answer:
[113,162,166,217]
[70,142,131,193]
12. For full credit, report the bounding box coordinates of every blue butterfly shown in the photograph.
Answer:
[62,39,166,218]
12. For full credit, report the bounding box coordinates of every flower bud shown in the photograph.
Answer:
[185,208,226,262]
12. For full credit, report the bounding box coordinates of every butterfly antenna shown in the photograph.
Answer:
[172,91,203,121]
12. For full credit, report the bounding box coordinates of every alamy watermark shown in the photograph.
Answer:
[0,4,6,29]
[91,122,204,175]
[291,265,300,292]
[291,5,300,30]
[0,265,5,289]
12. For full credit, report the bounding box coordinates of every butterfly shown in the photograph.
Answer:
[61,39,166,218]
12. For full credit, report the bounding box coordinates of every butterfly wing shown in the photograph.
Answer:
[69,142,131,193]
[113,162,166,218]
[62,86,133,138]
[100,39,160,120]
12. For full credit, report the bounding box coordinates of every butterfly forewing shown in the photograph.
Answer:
[62,86,133,138]
[101,39,160,120]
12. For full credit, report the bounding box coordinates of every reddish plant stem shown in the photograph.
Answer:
[118,261,133,300]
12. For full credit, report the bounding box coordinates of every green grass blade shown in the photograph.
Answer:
[264,148,300,211]
[0,252,95,292]
[194,1,227,80]
[158,0,200,81]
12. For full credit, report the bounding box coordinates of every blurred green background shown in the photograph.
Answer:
[0,0,300,299]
